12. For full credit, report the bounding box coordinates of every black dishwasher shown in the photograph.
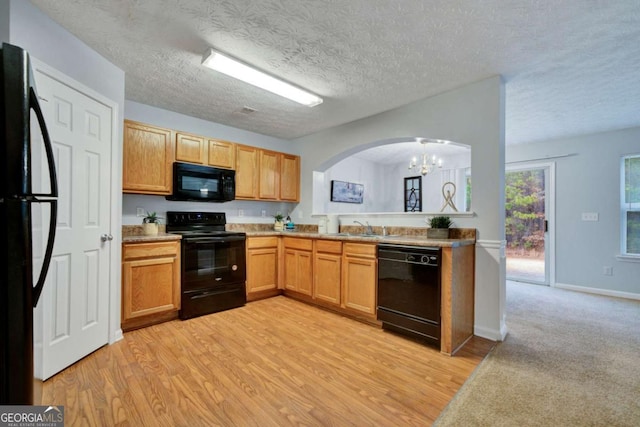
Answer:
[377,244,441,346]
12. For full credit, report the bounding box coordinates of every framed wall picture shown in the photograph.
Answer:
[330,180,364,204]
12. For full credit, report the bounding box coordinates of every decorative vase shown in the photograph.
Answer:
[143,222,158,236]
[427,228,449,239]
[274,220,284,231]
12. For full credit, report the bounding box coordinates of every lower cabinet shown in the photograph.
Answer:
[121,240,181,331]
[246,235,379,322]
[246,236,280,301]
[341,243,377,316]
[313,240,342,306]
[283,237,313,296]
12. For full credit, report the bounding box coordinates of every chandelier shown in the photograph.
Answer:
[408,138,443,175]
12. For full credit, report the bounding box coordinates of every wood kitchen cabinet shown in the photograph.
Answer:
[235,145,300,202]
[313,239,342,306]
[175,131,236,169]
[342,242,377,317]
[280,154,300,201]
[121,240,181,331]
[246,236,280,301]
[175,131,206,164]
[122,120,173,195]
[207,139,235,169]
[283,237,313,296]
[259,149,280,200]
[235,144,259,199]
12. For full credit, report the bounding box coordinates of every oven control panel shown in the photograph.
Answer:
[167,211,226,226]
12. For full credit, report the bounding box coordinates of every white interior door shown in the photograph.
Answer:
[33,67,113,379]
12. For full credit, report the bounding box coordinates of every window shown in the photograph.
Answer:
[404,176,422,212]
[622,155,640,255]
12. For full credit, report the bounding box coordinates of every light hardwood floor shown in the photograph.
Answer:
[42,296,493,426]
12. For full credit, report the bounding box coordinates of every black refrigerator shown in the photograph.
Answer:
[0,43,58,404]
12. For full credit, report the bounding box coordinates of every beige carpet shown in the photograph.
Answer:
[435,281,640,426]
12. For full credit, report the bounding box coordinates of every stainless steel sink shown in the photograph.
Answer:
[327,233,402,238]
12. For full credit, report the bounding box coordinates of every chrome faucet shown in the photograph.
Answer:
[354,220,374,235]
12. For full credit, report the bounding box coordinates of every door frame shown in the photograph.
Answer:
[505,161,556,286]
[30,58,122,351]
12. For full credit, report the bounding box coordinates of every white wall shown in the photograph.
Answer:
[9,1,124,121]
[321,156,386,213]
[0,0,9,43]
[123,101,297,225]
[293,76,507,340]
[507,126,640,297]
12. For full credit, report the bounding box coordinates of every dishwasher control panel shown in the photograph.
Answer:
[378,244,440,267]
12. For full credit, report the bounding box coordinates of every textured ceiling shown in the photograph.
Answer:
[30,0,640,144]
[353,140,470,165]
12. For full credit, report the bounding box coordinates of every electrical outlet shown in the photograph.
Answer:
[238,209,244,217]
[136,207,145,217]
[261,209,266,217]
[298,210,303,219]
[603,266,613,276]
[581,212,599,221]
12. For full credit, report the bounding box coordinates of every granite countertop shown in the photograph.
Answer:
[121,224,475,247]
[122,233,182,243]
[245,231,474,248]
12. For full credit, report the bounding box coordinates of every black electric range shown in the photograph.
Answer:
[166,211,246,320]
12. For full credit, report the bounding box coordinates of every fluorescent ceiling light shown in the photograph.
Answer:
[202,48,323,107]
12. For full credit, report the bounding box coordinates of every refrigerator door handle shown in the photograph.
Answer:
[32,199,57,307]
[29,87,58,198]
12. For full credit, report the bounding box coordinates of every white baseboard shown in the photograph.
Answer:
[110,328,124,344]
[474,325,506,342]
[553,282,640,301]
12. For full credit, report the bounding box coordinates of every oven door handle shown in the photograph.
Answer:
[186,236,246,244]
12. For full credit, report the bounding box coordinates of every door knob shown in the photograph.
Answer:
[101,233,114,242]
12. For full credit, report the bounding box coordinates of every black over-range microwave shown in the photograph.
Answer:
[167,162,235,202]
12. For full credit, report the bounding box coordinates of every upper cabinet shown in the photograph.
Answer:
[259,149,280,200]
[122,120,299,202]
[280,154,300,201]
[175,132,206,164]
[176,132,236,169]
[236,146,300,202]
[235,144,259,199]
[208,139,236,169]
[123,120,173,195]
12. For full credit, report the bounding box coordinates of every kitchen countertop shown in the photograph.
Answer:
[245,231,474,248]
[122,233,182,243]
[120,225,475,247]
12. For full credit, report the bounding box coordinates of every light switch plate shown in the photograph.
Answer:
[581,212,599,221]
[136,207,145,217]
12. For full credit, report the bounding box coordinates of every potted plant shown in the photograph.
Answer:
[274,213,285,231]
[142,211,161,236]
[427,215,452,239]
